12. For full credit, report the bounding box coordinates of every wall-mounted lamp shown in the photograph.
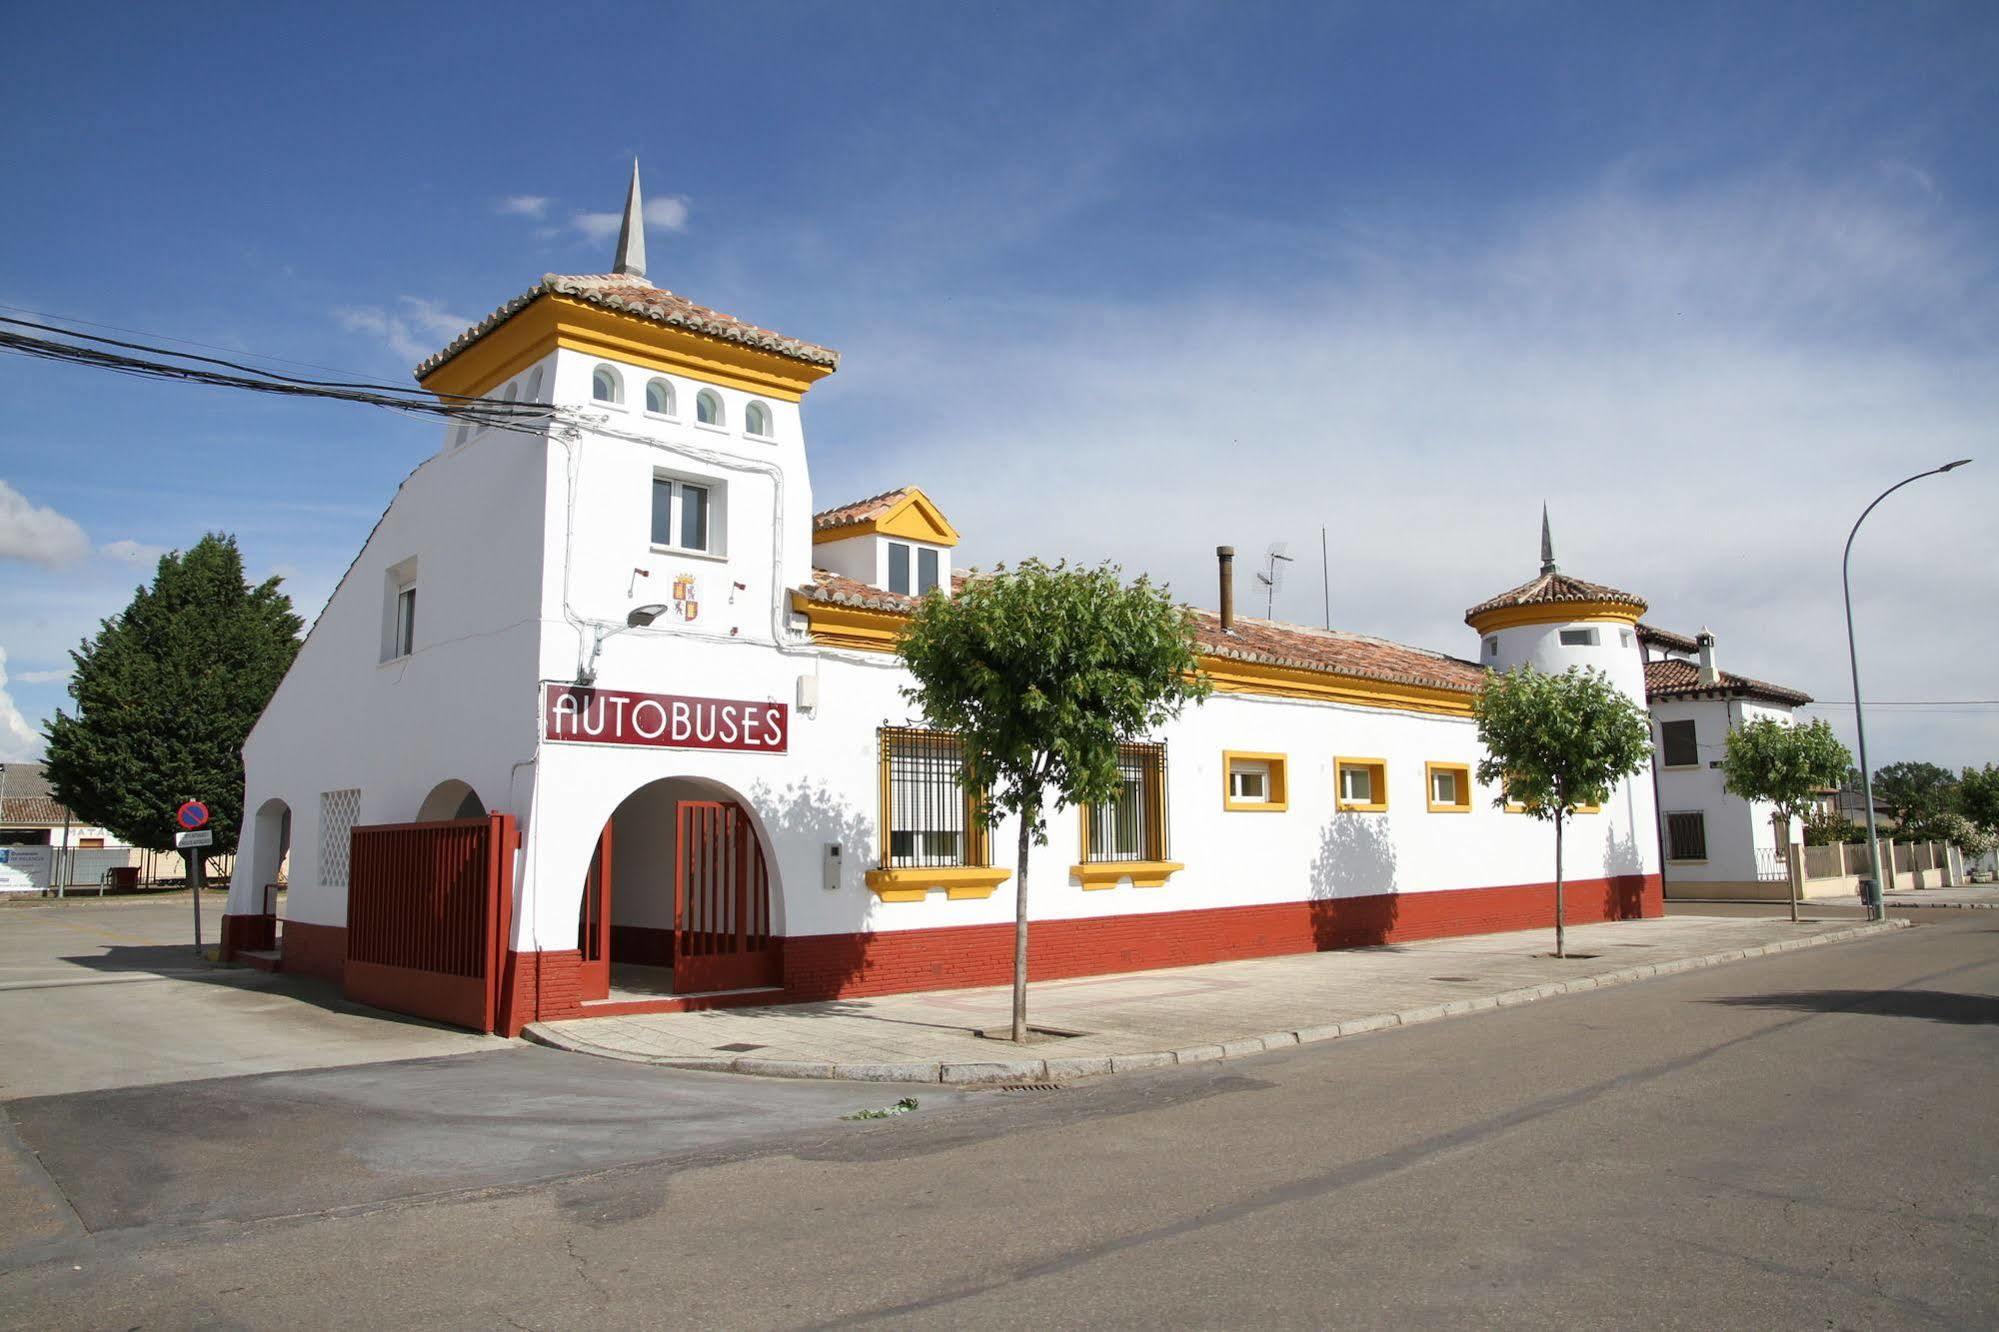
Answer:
[578,603,669,684]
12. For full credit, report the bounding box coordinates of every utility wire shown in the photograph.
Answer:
[0,301,373,380]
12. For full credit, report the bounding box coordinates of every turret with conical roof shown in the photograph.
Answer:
[1467,509,1650,706]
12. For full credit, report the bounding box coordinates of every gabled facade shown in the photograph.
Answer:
[225,172,1662,1033]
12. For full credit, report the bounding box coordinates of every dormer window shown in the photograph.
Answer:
[696,389,723,427]
[592,365,623,405]
[745,401,772,438]
[888,542,910,595]
[645,378,676,416]
[885,542,941,596]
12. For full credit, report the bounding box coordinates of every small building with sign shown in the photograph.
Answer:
[225,170,1663,1034]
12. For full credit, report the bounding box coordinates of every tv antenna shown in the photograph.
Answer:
[1255,541,1294,618]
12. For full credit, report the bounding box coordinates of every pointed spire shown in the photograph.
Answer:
[612,159,646,279]
[1539,503,1557,575]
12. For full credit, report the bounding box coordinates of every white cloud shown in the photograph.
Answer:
[498,194,550,218]
[0,481,90,567]
[0,648,43,762]
[15,668,67,685]
[644,196,690,232]
[98,539,167,566]
[334,296,474,362]
[569,211,623,244]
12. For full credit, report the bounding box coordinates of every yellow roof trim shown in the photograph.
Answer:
[1466,600,1644,634]
[418,294,836,403]
[812,487,960,548]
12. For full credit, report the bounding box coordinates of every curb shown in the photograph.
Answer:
[1884,899,1999,911]
[522,920,1911,1085]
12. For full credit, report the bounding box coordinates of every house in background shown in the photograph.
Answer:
[1637,626,1822,899]
[0,761,138,892]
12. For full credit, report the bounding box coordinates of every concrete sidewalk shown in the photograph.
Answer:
[528,914,1908,1084]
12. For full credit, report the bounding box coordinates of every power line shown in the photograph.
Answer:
[0,301,375,380]
[1801,700,1999,708]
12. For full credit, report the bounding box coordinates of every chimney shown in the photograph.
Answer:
[1696,628,1718,686]
[1217,546,1236,633]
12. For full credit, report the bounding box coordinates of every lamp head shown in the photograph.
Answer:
[1940,459,1972,472]
[626,603,668,628]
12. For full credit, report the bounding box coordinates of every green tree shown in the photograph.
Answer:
[1719,717,1853,921]
[42,534,302,883]
[899,559,1209,1041]
[1473,666,1653,958]
[1960,764,1999,851]
[1871,761,1959,840]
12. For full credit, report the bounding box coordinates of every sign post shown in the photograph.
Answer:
[176,801,211,954]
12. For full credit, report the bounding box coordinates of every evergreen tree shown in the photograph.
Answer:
[43,534,302,879]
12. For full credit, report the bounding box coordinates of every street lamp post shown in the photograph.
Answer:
[1842,459,1972,921]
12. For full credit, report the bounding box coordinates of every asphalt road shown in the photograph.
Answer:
[2,918,1994,1328]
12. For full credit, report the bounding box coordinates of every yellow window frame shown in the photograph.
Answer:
[1222,751,1289,812]
[1334,756,1390,813]
[1425,761,1473,813]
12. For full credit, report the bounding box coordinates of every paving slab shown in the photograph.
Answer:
[530,914,1908,1083]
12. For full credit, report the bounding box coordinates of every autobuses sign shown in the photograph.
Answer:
[542,683,788,754]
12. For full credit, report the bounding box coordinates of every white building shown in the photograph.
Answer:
[1637,625,1816,899]
[0,761,138,892]
[225,170,1663,1033]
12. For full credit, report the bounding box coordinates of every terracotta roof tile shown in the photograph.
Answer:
[812,488,914,532]
[0,796,72,826]
[1466,570,1646,624]
[1637,623,1701,654]
[1644,658,1811,706]
[415,272,839,382]
[797,571,1484,695]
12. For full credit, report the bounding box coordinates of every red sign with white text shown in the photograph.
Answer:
[542,683,788,754]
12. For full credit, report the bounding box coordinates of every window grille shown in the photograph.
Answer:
[880,728,988,869]
[1084,743,1168,863]
[319,788,361,888]
[1666,811,1707,861]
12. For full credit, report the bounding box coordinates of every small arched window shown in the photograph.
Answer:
[524,367,544,401]
[645,378,676,416]
[696,389,723,426]
[745,401,772,438]
[591,365,622,404]
[500,383,517,404]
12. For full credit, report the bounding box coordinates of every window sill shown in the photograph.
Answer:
[694,421,730,435]
[591,400,629,412]
[1336,802,1389,814]
[649,544,729,564]
[864,866,1011,902]
[643,410,681,424]
[1426,803,1473,814]
[1660,764,1701,772]
[1071,860,1184,890]
[1223,799,1288,813]
[378,653,411,668]
[1667,858,1709,865]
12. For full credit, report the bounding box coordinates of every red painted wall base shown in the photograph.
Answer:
[280,920,348,984]
[218,912,276,961]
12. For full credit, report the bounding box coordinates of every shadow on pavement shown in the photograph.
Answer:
[55,946,475,1033]
[1710,989,1999,1026]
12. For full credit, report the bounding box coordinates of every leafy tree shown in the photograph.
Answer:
[1871,761,1960,841]
[899,559,1209,1041]
[43,535,302,883]
[1929,812,1991,863]
[1719,717,1853,921]
[1960,764,1999,847]
[1802,809,1862,847]
[1474,666,1653,958]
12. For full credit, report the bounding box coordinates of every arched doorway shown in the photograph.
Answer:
[417,779,486,822]
[248,797,292,917]
[579,778,779,1001]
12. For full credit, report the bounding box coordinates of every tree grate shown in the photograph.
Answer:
[990,1083,1064,1092]
[713,1042,766,1053]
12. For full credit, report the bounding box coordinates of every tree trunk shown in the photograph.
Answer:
[1553,814,1566,959]
[1012,812,1032,1043]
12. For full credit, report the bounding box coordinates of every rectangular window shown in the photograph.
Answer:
[880,728,987,869]
[1223,752,1288,811]
[1661,719,1698,767]
[917,547,940,596]
[1426,762,1472,813]
[1335,757,1389,812]
[1083,743,1168,863]
[1666,811,1708,862]
[1484,637,1499,658]
[650,475,719,555]
[1559,627,1599,647]
[888,542,911,595]
[393,585,416,659]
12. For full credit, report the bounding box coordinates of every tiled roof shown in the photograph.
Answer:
[797,571,1484,695]
[414,272,840,381]
[813,488,914,532]
[1637,623,1701,654]
[1644,658,1812,707]
[0,796,71,827]
[1466,570,1647,624]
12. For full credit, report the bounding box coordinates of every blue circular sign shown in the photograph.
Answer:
[177,800,210,831]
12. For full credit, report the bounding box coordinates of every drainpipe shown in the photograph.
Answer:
[1217,546,1236,633]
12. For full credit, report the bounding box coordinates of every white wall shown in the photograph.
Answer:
[1651,696,1798,888]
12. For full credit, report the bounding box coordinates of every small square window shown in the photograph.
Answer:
[1661,719,1698,768]
[1559,627,1599,647]
[1426,762,1472,812]
[1224,753,1288,811]
[1335,758,1389,812]
[650,474,719,555]
[887,542,912,595]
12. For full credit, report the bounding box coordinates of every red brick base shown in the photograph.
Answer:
[218,912,276,961]
[781,874,1660,1002]
[497,948,584,1036]
[280,920,348,984]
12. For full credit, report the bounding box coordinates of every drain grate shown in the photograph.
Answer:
[991,1083,1064,1092]
[713,1042,766,1053]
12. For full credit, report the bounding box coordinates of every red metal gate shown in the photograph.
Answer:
[345,813,515,1032]
[674,801,779,993]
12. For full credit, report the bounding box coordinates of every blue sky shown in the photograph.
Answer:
[2,1,1995,767]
